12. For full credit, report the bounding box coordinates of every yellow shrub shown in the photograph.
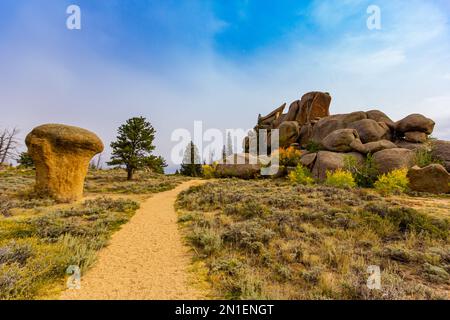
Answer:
[325,169,356,189]
[374,168,409,195]
[279,147,304,167]
[289,164,314,185]
[202,164,216,179]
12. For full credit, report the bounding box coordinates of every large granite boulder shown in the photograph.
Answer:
[372,148,415,175]
[312,151,364,181]
[348,119,391,143]
[407,164,449,194]
[431,140,450,172]
[396,114,435,135]
[322,129,361,152]
[25,124,104,202]
[404,131,428,143]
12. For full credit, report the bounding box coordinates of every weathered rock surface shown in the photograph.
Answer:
[372,148,415,174]
[279,121,300,148]
[26,124,104,202]
[312,151,364,181]
[404,131,428,143]
[300,152,317,169]
[394,139,428,151]
[360,140,397,154]
[366,110,396,130]
[322,129,361,152]
[431,140,450,172]
[407,164,450,194]
[396,114,435,135]
[348,119,391,143]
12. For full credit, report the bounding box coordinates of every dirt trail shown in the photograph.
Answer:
[60,180,206,300]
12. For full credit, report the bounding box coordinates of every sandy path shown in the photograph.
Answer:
[60,180,206,300]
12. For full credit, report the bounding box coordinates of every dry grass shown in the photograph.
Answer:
[176,179,450,300]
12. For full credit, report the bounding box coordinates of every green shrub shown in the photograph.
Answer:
[414,148,442,168]
[344,154,378,188]
[324,169,356,189]
[306,141,322,153]
[188,227,222,256]
[289,164,314,185]
[374,169,409,195]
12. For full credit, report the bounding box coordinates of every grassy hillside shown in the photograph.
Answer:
[177,179,450,300]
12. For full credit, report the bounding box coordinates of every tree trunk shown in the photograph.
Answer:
[127,168,134,180]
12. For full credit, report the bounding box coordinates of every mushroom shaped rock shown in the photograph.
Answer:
[25,124,104,202]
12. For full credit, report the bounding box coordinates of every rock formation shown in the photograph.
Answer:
[242,91,449,192]
[26,124,104,202]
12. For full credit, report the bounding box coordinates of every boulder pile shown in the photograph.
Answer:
[241,91,450,192]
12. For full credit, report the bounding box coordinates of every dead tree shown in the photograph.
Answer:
[0,128,20,164]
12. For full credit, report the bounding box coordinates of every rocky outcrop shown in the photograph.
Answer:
[312,151,364,181]
[245,91,446,180]
[407,165,450,194]
[372,148,415,175]
[25,124,104,202]
[431,140,450,172]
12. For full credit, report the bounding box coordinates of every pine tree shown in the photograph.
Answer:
[17,152,34,168]
[107,117,166,180]
[180,141,202,177]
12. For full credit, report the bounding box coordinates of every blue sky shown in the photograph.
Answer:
[1,0,450,171]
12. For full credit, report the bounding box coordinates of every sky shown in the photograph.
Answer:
[0,0,450,172]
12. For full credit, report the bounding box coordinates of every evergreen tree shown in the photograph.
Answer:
[108,117,166,180]
[17,152,34,168]
[180,141,202,177]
